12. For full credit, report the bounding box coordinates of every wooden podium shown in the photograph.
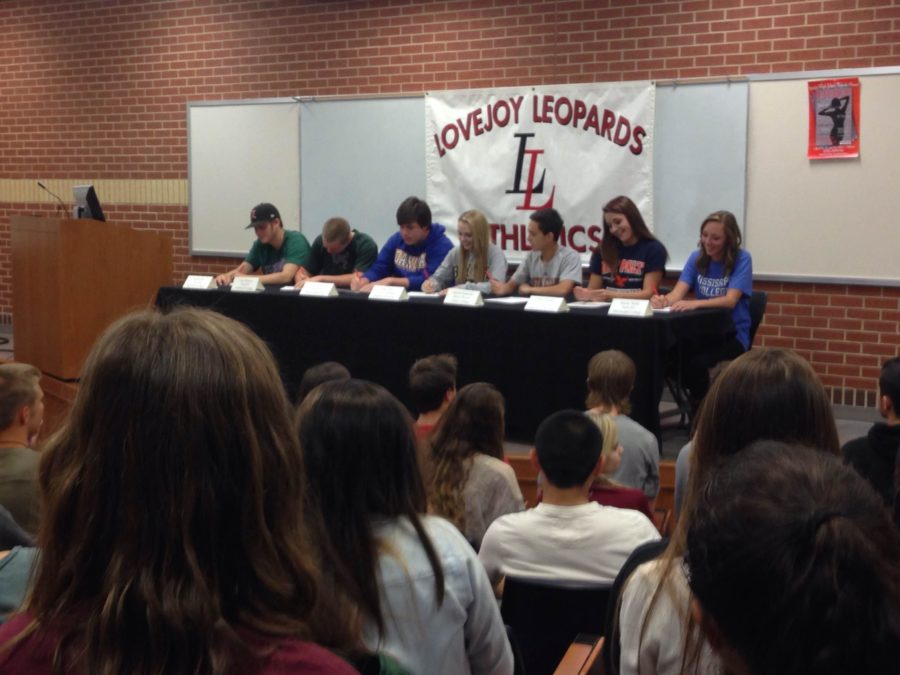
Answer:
[11,216,173,380]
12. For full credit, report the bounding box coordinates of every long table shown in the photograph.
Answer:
[156,287,731,442]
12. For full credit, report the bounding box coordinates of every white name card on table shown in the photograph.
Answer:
[369,285,408,302]
[300,281,338,297]
[231,276,264,293]
[524,295,569,313]
[608,298,652,316]
[182,275,216,290]
[444,288,484,307]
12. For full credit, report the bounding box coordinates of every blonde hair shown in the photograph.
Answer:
[456,209,490,285]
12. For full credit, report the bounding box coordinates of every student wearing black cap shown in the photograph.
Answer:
[215,202,311,286]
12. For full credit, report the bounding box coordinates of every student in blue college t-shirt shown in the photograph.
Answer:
[574,195,668,302]
[651,209,753,402]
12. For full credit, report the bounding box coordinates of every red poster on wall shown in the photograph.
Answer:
[808,78,860,159]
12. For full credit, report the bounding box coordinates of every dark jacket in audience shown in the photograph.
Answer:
[842,422,900,506]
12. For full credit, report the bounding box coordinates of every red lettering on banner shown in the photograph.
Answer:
[600,109,616,140]
[587,225,603,249]
[498,224,520,250]
[630,126,646,155]
[555,97,573,125]
[584,107,600,134]
[509,96,524,124]
[473,108,485,136]
[573,100,587,127]
[433,134,446,157]
[613,116,632,146]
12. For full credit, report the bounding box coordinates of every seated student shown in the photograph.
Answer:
[686,442,900,675]
[408,353,457,441]
[843,356,900,506]
[651,210,753,402]
[351,196,453,292]
[294,216,378,289]
[618,348,840,675]
[427,383,524,549]
[294,361,351,405]
[215,202,312,286]
[585,350,659,500]
[478,410,659,593]
[298,379,514,675]
[0,309,358,674]
[489,208,582,298]
[585,412,654,521]
[421,209,508,296]
[574,195,667,301]
[0,362,44,534]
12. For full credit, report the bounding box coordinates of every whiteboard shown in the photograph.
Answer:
[189,84,749,268]
[654,81,748,270]
[188,100,301,256]
[745,72,900,284]
[299,97,426,249]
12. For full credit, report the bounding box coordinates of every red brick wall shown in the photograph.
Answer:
[2,0,898,403]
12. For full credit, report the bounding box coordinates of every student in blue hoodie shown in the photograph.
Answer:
[351,196,453,292]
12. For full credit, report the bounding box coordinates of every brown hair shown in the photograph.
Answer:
[18,308,352,674]
[599,195,667,271]
[695,210,742,277]
[585,350,636,414]
[428,382,505,533]
[634,348,840,672]
[322,216,351,244]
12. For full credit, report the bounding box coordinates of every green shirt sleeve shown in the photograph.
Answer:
[353,231,378,272]
[245,240,263,270]
[283,230,311,269]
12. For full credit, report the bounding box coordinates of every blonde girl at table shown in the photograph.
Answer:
[421,209,508,296]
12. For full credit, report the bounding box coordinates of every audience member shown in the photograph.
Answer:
[585,350,659,500]
[489,208,582,297]
[215,202,311,286]
[294,216,377,289]
[585,412,654,521]
[427,382,524,549]
[351,196,453,292]
[479,410,659,593]
[687,442,900,675]
[0,309,357,674]
[421,209,508,295]
[575,195,667,301]
[618,348,840,675]
[297,379,513,675]
[295,361,351,405]
[651,210,753,405]
[0,362,43,533]
[842,356,900,506]
[408,353,458,441]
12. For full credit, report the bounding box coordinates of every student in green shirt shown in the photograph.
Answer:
[295,216,377,289]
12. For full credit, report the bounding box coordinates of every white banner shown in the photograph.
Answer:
[425,82,655,263]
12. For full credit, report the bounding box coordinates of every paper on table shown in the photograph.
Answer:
[569,301,612,308]
[408,291,439,298]
[652,306,672,313]
[485,297,529,305]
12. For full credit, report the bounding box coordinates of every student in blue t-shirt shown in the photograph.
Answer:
[574,195,668,302]
[651,210,753,401]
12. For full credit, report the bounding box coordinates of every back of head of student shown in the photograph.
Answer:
[30,308,346,673]
[0,362,41,433]
[409,353,458,414]
[297,378,444,636]
[322,216,351,246]
[529,207,563,242]
[534,410,602,489]
[686,441,900,675]
[879,356,900,415]
[585,349,636,415]
[691,347,839,493]
[295,360,350,404]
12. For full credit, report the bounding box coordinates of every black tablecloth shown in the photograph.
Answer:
[156,287,730,443]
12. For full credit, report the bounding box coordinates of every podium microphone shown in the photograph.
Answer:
[37,181,69,217]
